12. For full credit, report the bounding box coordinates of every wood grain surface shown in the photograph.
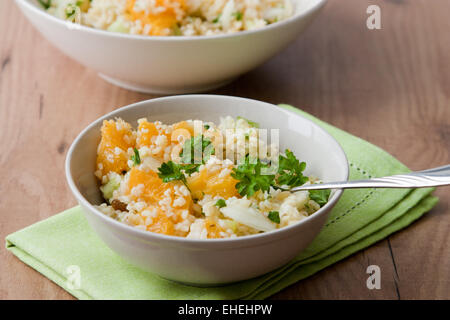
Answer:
[0,0,449,300]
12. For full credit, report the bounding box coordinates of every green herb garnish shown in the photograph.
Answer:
[212,14,221,23]
[157,160,204,189]
[65,4,77,18]
[231,156,275,197]
[180,135,215,165]
[237,116,259,128]
[157,136,215,187]
[37,0,52,9]
[309,189,331,207]
[276,149,308,187]
[131,148,141,166]
[204,124,210,130]
[268,211,280,224]
[233,11,243,21]
[172,23,182,36]
[157,161,187,185]
[215,199,226,208]
[181,163,200,175]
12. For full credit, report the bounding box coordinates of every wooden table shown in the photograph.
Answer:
[0,0,449,300]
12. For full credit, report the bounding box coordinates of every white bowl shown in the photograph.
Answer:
[65,95,348,285]
[15,0,327,94]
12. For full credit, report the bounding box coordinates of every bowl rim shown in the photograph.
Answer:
[65,94,348,245]
[16,0,327,42]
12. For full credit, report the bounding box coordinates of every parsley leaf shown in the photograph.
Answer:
[131,148,141,166]
[157,136,215,187]
[277,149,308,188]
[309,189,331,207]
[181,163,200,176]
[237,116,259,128]
[157,161,186,184]
[172,24,182,36]
[231,156,275,197]
[156,161,202,190]
[233,11,243,21]
[267,211,280,224]
[215,199,226,208]
[37,0,52,9]
[212,14,221,23]
[65,4,77,18]
[180,135,215,165]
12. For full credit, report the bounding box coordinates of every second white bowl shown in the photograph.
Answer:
[16,0,327,94]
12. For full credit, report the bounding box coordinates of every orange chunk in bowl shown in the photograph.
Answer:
[96,119,135,176]
[187,165,239,200]
[136,119,159,148]
[127,167,193,236]
[125,0,185,36]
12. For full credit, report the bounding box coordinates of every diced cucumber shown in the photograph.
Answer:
[100,173,121,200]
[107,20,130,34]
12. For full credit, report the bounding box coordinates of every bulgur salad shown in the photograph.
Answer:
[38,0,295,36]
[95,116,331,239]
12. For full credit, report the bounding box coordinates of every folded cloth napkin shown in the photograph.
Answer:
[6,104,438,300]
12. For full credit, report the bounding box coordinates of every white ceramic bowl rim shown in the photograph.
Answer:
[17,0,327,41]
[65,95,348,245]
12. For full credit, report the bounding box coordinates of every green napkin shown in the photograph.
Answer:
[5,104,438,300]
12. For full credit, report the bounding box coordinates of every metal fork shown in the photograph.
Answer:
[290,164,450,192]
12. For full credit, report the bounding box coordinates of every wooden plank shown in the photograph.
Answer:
[0,0,448,299]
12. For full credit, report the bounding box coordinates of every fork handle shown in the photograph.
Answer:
[290,164,450,191]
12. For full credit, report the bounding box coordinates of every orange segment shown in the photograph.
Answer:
[145,206,175,235]
[125,0,185,36]
[96,119,135,176]
[127,167,164,203]
[204,217,225,239]
[136,119,159,148]
[127,167,193,236]
[187,166,239,200]
[172,121,194,137]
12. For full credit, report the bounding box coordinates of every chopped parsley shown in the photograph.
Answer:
[180,135,214,166]
[204,124,210,130]
[157,161,187,185]
[37,0,52,9]
[231,156,275,197]
[268,211,280,224]
[276,149,308,187]
[65,4,77,18]
[233,11,243,21]
[131,148,141,166]
[172,24,182,36]
[229,149,328,209]
[309,189,331,207]
[212,14,221,23]
[237,116,259,128]
[215,199,226,208]
[157,136,215,187]
[181,163,201,176]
